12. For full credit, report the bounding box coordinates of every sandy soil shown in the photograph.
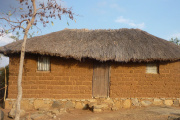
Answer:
[59,106,180,120]
[1,106,180,120]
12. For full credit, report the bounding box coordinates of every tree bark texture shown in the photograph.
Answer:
[14,33,27,120]
[14,1,36,120]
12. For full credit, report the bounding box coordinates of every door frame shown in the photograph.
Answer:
[92,62,110,98]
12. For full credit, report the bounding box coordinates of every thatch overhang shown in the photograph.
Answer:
[0,28,180,62]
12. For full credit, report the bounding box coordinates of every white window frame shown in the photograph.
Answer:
[37,56,50,71]
[146,63,158,74]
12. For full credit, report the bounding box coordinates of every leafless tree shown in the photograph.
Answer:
[0,0,74,119]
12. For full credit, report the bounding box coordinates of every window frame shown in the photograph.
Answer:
[146,63,159,74]
[37,56,50,71]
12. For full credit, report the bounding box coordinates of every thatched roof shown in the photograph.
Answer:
[0,28,180,62]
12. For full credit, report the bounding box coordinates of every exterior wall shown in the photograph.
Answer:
[8,55,93,99]
[6,55,180,110]
[110,61,180,98]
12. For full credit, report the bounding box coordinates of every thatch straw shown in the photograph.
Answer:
[0,28,180,62]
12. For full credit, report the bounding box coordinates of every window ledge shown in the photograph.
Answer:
[36,70,51,73]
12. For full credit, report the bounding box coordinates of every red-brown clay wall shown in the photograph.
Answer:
[8,55,180,99]
[110,61,180,98]
[8,55,93,99]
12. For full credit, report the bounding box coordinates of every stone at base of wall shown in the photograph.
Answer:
[4,98,180,111]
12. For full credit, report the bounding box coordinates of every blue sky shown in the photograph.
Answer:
[43,0,180,40]
[0,0,180,67]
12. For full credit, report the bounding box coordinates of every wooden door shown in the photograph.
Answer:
[93,63,110,98]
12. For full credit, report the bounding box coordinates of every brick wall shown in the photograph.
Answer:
[8,54,180,99]
[110,61,180,98]
[8,55,93,99]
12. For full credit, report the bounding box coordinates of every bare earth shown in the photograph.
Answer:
[1,106,180,120]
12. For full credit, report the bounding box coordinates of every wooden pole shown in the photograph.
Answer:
[4,68,7,101]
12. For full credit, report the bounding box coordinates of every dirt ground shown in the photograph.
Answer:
[58,106,180,120]
[1,105,180,120]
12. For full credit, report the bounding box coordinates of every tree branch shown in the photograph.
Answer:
[0,18,29,24]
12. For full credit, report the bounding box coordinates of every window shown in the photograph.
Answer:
[146,63,158,74]
[37,56,50,71]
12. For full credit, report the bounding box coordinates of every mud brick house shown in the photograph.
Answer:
[0,28,180,111]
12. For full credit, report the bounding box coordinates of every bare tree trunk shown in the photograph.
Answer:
[14,1,36,119]
[14,33,28,120]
